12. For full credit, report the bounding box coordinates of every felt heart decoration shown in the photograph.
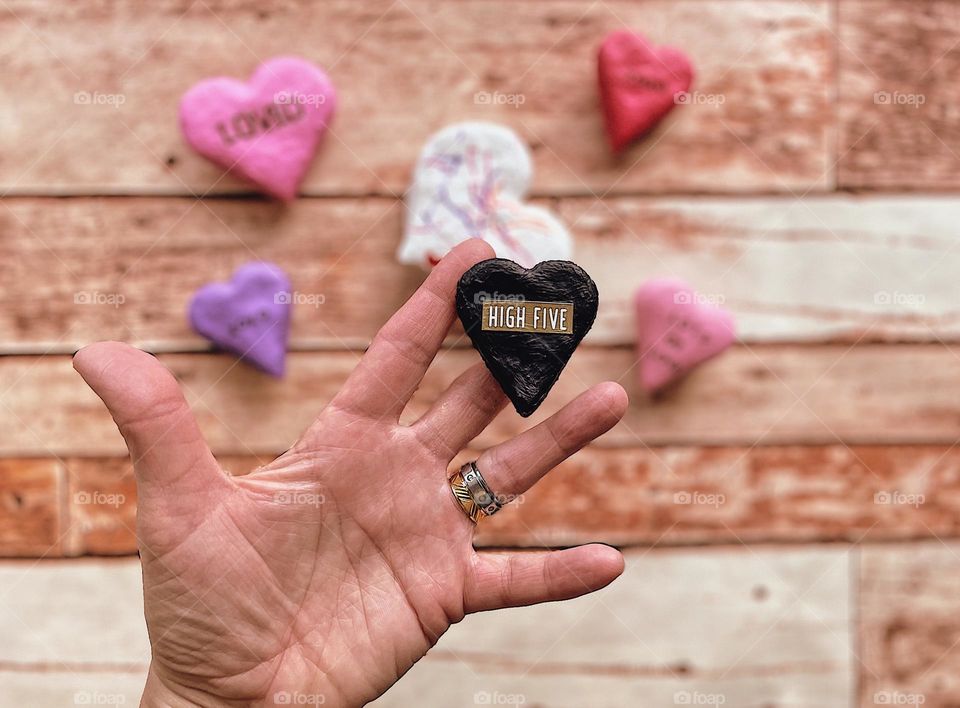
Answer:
[189,262,292,377]
[456,258,598,417]
[598,31,694,153]
[634,279,735,394]
[399,122,572,269]
[179,56,336,201]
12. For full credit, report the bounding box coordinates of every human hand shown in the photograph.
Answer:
[73,239,628,707]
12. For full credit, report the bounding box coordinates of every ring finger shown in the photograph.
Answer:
[472,381,628,504]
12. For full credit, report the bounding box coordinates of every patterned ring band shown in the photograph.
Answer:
[449,461,503,523]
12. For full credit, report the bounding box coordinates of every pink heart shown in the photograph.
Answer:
[179,56,336,201]
[634,279,735,394]
[598,31,694,153]
[188,262,292,377]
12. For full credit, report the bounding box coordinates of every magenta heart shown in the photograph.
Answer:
[634,279,735,394]
[598,31,693,153]
[189,262,292,377]
[179,56,336,201]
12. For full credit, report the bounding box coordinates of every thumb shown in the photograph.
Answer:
[73,342,227,507]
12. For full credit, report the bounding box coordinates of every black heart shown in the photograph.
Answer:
[455,258,599,417]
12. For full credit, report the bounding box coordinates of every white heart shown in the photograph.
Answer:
[399,122,573,269]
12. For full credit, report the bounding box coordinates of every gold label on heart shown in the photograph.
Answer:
[481,300,574,335]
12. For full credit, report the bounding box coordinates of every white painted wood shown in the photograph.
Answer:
[0,560,148,664]
[859,543,960,707]
[569,195,960,344]
[374,666,851,708]
[0,1,831,197]
[0,547,853,706]
[0,671,146,708]
[375,546,854,706]
[2,195,956,353]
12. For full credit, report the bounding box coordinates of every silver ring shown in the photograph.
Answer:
[449,461,502,522]
[462,461,503,516]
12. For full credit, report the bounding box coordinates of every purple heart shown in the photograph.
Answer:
[188,262,292,377]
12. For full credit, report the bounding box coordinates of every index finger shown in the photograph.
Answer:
[332,238,494,419]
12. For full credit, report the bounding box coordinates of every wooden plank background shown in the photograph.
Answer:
[1,0,959,705]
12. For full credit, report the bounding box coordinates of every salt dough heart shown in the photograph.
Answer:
[598,31,694,153]
[399,122,572,269]
[189,262,292,377]
[635,279,735,394]
[179,56,336,201]
[456,258,598,417]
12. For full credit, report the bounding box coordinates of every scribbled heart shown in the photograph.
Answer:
[598,31,694,153]
[189,262,293,377]
[456,258,598,417]
[634,278,735,394]
[399,122,572,269]
[179,56,336,201]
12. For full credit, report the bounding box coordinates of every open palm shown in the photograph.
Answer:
[73,240,627,707]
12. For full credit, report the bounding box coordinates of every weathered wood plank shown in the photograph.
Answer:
[0,0,831,196]
[63,458,137,557]
[0,459,62,557]
[839,0,960,190]
[478,444,960,548]
[0,197,409,353]
[0,547,851,707]
[63,455,273,556]
[375,545,852,706]
[3,345,960,458]
[569,195,960,344]
[0,559,148,665]
[53,444,960,557]
[859,543,960,707]
[0,671,146,708]
[4,196,960,352]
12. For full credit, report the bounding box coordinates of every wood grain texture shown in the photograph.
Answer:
[5,195,960,353]
[0,459,62,557]
[0,197,409,352]
[63,458,137,557]
[46,444,960,557]
[569,195,960,343]
[0,672,146,708]
[4,345,960,458]
[839,0,960,190]
[859,543,960,707]
[0,559,148,665]
[63,455,272,556]
[0,547,851,707]
[375,545,852,707]
[478,445,960,548]
[0,0,831,196]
